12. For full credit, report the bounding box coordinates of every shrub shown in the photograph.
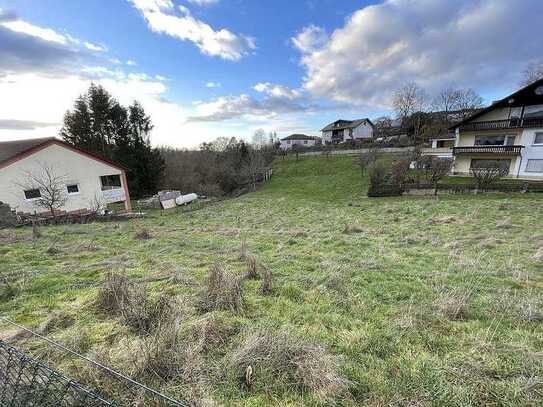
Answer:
[198,264,245,313]
[470,163,504,191]
[367,161,403,197]
[245,255,259,280]
[96,272,175,335]
[226,329,350,402]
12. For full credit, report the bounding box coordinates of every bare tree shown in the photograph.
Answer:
[455,88,484,120]
[521,60,543,87]
[421,157,453,195]
[16,163,68,217]
[470,163,504,191]
[393,82,428,121]
[373,116,393,137]
[252,129,266,148]
[433,87,460,115]
[241,150,266,190]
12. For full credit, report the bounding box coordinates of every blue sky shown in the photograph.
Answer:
[1,0,542,147]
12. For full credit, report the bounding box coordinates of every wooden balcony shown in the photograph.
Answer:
[452,145,524,156]
[459,117,543,132]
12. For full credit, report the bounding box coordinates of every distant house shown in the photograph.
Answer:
[279,134,322,150]
[0,137,132,214]
[321,119,374,144]
[450,78,543,178]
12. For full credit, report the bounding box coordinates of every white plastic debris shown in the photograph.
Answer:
[175,193,198,206]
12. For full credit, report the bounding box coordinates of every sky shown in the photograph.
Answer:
[1,0,542,148]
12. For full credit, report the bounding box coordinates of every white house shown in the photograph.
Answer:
[321,119,374,144]
[0,137,132,215]
[279,134,322,150]
[450,78,543,179]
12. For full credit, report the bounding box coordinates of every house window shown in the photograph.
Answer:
[526,159,543,173]
[534,133,543,145]
[66,184,80,194]
[100,175,122,191]
[303,140,308,144]
[436,139,454,148]
[286,140,291,144]
[474,135,515,146]
[24,189,41,200]
[470,159,511,175]
[523,105,543,118]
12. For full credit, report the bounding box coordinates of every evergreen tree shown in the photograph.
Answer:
[60,84,164,198]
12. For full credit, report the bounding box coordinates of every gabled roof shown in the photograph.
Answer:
[450,78,543,130]
[0,137,127,171]
[321,118,374,132]
[280,134,321,141]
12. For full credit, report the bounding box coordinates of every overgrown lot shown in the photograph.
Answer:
[1,155,543,406]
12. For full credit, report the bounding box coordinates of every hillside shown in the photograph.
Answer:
[1,154,543,406]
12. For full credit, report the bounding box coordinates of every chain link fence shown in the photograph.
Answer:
[0,340,116,406]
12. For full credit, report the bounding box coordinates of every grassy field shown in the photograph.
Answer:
[1,154,543,406]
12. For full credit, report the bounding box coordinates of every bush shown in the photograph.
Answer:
[367,161,403,197]
[197,264,245,313]
[226,329,350,402]
[96,272,175,335]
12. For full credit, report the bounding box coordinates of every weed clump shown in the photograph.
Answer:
[260,266,273,295]
[0,282,20,302]
[134,229,152,240]
[496,218,513,229]
[343,224,364,234]
[435,288,473,320]
[226,329,350,402]
[198,264,244,313]
[39,310,74,334]
[239,239,248,260]
[245,255,259,280]
[97,272,175,335]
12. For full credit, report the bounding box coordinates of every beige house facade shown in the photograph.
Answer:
[451,79,543,179]
[0,138,132,214]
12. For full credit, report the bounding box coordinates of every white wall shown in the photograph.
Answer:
[280,139,318,150]
[352,123,373,139]
[321,130,332,143]
[0,143,127,214]
[517,128,543,177]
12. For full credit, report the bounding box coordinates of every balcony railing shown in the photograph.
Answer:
[452,145,524,155]
[459,117,543,131]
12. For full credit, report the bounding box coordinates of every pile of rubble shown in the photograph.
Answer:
[138,190,199,210]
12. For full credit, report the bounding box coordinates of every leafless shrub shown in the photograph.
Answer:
[343,224,364,234]
[186,314,239,354]
[134,228,152,240]
[435,288,474,320]
[245,255,259,280]
[470,164,504,191]
[96,272,175,335]
[226,329,350,402]
[260,266,273,295]
[198,264,245,313]
[390,159,412,188]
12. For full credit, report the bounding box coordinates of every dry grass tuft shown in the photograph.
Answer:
[260,266,273,295]
[496,218,513,229]
[39,310,74,334]
[134,229,152,240]
[435,288,473,320]
[96,272,176,335]
[239,239,248,261]
[427,216,456,225]
[533,247,543,262]
[245,255,259,280]
[226,329,350,403]
[517,291,543,322]
[198,264,245,313]
[342,224,364,234]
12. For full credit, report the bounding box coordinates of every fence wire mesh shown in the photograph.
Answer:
[0,340,115,407]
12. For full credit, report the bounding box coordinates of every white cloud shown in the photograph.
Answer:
[187,0,220,6]
[126,59,137,66]
[205,81,221,88]
[294,0,543,107]
[0,19,67,44]
[253,82,302,100]
[84,41,106,52]
[291,25,327,53]
[129,0,255,61]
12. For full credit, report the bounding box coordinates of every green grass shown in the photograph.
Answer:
[1,154,543,406]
